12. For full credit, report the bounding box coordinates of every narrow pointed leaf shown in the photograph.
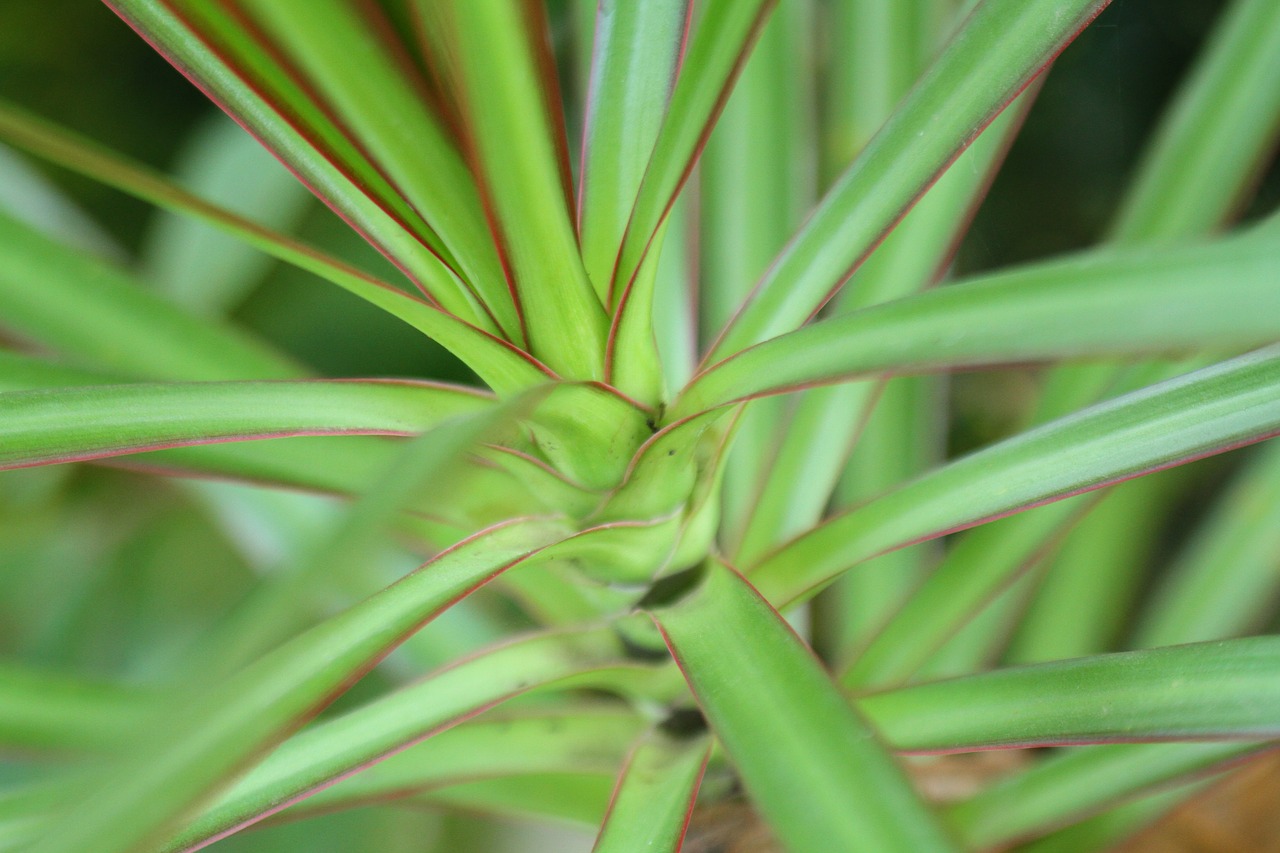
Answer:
[652,562,958,853]
[946,742,1256,849]
[592,731,710,853]
[697,0,814,338]
[612,0,776,296]
[734,95,1028,565]
[862,637,1280,752]
[0,380,490,470]
[254,707,643,821]
[709,0,1111,360]
[107,0,498,326]
[1137,441,1280,647]
[231,0,518,332]
[0,210,299,381]
[751,346,1280,607]
[1109,0,1280,243]
[842,496,1090,689]
[420,0,608,379]
[676,220,1280,417]
[577,0,689,298]
[165,624,674,851]
[29,517,572,853]
[0,101,550,392]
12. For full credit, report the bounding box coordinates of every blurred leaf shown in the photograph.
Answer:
[140,112,312,314]
[292,706,642,818]
[166,623,672,850]
[592,729,709,853]
[946,742,1251,849]
[29,516,571,853]
[0,210,298,380]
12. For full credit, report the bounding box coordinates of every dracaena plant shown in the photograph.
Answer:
[1,0,1280,850]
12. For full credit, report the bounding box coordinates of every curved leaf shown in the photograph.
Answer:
[280,707,642,819]
[0,101,550,392]
[28,516,572,853]
[751,346,1280,608]
[675,219,1280,417]
[0,380,491,470]
[164,624,674,851]
[0,210,299,381]
[707,0,1110,360]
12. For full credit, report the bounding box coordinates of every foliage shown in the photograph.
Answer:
[1,0,1280,851]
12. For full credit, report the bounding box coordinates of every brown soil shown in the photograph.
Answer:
[1115,750,1280,853]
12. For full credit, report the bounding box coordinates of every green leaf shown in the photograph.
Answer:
[675,219,1280,417]
[0,664,141,753]
[862,637,1280,751]
[191,399,533,673]
[229,0,520,335]
[945,742,1252,849]
[591,730,710,853]
[164,624,673,850]
[416,773,616,830]
[695,0,817,551]
[28,516,572,853]
[107,0,498,328]
[418,0,609,379]
[822,0,951,174]
[651,561,957,853]
[1136,442,1280,647]
[841,496,1091,689]
[697,0,814,339]
[708,0,1110,360]
[578,0,689,299]
[0,100,549,393]
[279,707,642,819]
[1005,472,1175,664]
[140,112,313,315]
[0,380,490,470]
[1109,0,1280,243]
[612,0,776,297]
[751,346,1280,608]
[731,94,1028,567]
[0,210,299,381]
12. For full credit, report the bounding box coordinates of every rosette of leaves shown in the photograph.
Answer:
[1,0,1280,851]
